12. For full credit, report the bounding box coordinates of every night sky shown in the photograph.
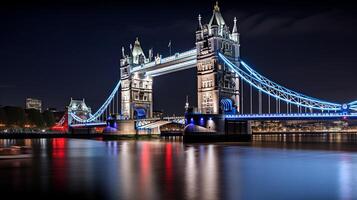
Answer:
[1,0,357,115]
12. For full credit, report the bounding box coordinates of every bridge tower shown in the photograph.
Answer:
[120,38,153,119]
[196,2,240,114]
[67,98,92,125]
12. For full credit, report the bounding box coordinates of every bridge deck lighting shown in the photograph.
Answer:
[190,118,194,124]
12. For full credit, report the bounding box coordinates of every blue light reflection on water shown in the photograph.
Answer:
[0,138,357,200]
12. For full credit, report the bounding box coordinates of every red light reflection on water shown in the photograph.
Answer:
[165,143,173,197]
[140,142,150,179]
[52,138,67,190]
[52,138,65,158]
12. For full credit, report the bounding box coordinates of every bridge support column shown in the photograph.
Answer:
[195,4,240,115]
[183,113,252,142]
[120,38,153,119]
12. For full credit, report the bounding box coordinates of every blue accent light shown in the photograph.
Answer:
[199,117,205,126]
[190,118,194,124]
[224,113,357,120]
[134,108,146,119]
[220,98,233,112]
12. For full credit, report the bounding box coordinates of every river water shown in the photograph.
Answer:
[1,135,357,200]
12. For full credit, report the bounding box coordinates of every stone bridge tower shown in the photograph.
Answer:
[67,98,92,125]
[196,2,240,114]
[120,38,153,119]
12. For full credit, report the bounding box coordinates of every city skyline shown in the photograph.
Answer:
[1,0,357,115]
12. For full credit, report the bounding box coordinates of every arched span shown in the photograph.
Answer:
[218,53,355,112]
[134,108,146,119]
[69,80,121,123]
[220,98,233,112]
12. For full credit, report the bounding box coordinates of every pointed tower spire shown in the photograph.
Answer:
[185,95,189,111]
[131,37,146,64]
[121,46,125,58]
[198,14,203,30]
[214,1,220,12]
[148,48,153,61]
[231,17,239,42]
[209,1,225,27]
[232,17,238,33]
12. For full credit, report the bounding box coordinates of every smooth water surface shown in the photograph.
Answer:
[1,136,357,200]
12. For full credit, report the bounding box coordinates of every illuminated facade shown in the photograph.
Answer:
[67,98,92,125]
[119,2,240,118]
[196,2,240,114]
[120,38,153,119]
[26,98,42,112]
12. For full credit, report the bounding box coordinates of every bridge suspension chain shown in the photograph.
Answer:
[219,53,342,112]
[69,80,121,123]
[241,78,244,114]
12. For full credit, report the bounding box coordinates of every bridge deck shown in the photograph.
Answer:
[225,113,357,120]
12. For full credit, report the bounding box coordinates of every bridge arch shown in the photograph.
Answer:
[134,107,147,119]
[220,98,236,114]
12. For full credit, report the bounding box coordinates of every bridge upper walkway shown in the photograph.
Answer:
[131,49,197,76]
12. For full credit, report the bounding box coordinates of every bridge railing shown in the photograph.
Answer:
[226,112,357,120]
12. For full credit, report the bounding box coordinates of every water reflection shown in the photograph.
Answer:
[0,138,357,199]
[119,141,133,200]
[202,145,218,200]
[185,147,197,200]
[338,153,357,200]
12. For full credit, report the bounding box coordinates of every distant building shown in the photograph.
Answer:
[47,107,57,112]
[26,98,42,112]
[153,110,164,119]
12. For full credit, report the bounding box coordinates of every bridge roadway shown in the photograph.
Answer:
[70,112,357,128]
[69,116,185,129]
[225,112,357,120]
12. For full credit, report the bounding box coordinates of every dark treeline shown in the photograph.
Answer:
[0,106,56,128]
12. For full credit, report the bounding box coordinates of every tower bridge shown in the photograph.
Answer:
[52,2,357,138]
